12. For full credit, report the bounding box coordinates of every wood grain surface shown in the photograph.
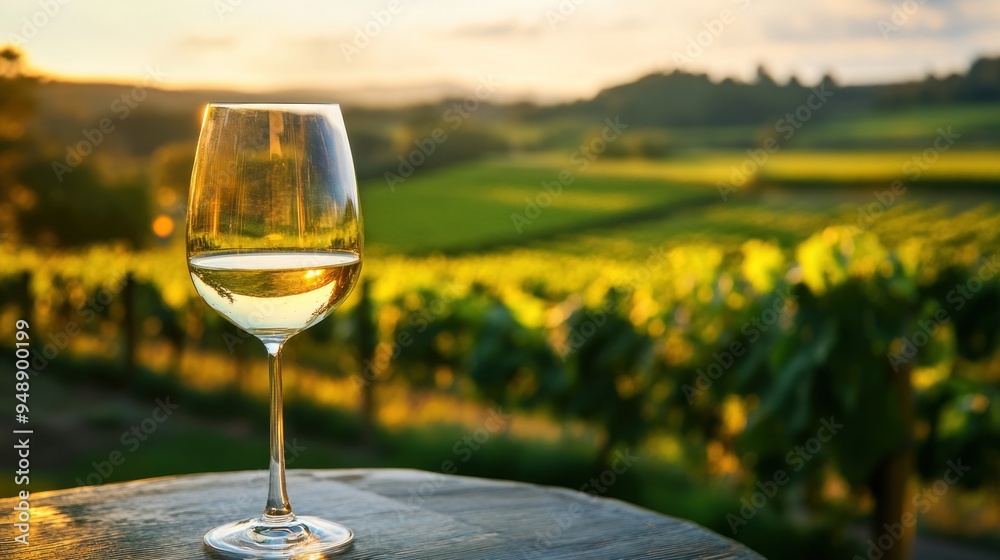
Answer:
[1,469,765,559]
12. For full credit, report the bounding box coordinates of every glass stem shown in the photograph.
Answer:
[263,339,292,520]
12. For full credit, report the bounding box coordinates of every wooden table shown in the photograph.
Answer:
[1,469,764,559]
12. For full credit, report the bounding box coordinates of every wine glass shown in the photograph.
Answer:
[186,103,362,558]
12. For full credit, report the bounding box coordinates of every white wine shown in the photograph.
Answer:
[189,251,361,337]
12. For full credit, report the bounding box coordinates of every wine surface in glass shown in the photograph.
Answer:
[189,251,361,336]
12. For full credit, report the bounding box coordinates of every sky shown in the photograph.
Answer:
[2,0,998,103]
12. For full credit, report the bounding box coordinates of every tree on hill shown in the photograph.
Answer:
[1,46,23,77]
[877,56,1000,106]
[0,46,38,241]
[755,64,777,87]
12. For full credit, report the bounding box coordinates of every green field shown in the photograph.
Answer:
[486,103,1000,152]
[792,104,1000,148]
[361,158,716,254]
[361,150,1000,258]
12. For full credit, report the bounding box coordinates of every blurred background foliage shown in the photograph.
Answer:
[2,46,1000,560]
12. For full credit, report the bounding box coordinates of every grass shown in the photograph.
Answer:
[525,196,1000,266]
[358,150,1000,262]
[793,104,1000,148]
[360,158,714,255]
[758,150,1000,183]
[524,200,839,258]
[492,104,1000,152]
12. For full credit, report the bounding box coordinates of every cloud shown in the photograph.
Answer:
[295,35,355,57]
[755,0,1000,44]
[177,34,238,52]
[446,20,542,39]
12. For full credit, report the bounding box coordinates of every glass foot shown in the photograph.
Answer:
[204,514,353,558]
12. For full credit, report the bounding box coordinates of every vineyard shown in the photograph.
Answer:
[2,155,1000,557]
